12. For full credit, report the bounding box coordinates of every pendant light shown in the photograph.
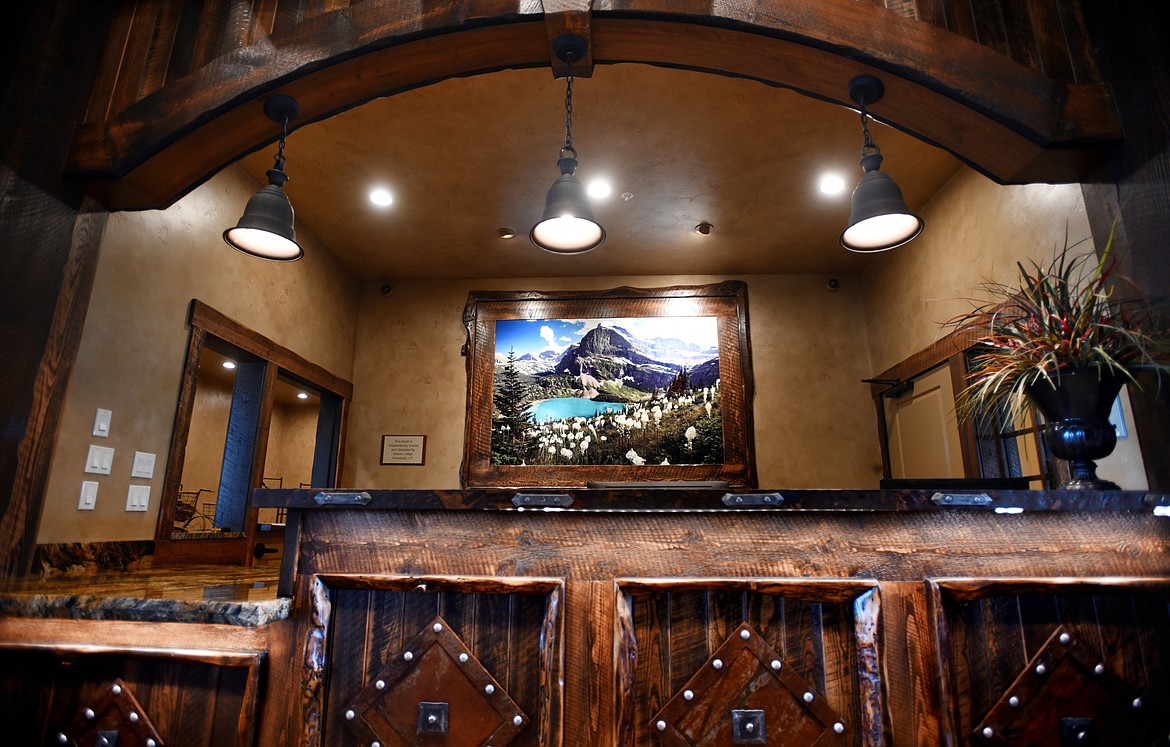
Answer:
[839,75,923,253]
[224,94,304,261]
[530,34,605,254]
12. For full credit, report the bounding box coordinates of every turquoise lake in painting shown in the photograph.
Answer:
[525,398,628,423]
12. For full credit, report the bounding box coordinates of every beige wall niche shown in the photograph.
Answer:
[38,165,360,544]
[861,166,1146,489]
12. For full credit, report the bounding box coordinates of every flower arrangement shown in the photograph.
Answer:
[947,226,1170,429]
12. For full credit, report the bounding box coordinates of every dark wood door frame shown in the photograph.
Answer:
[152,300,352,566]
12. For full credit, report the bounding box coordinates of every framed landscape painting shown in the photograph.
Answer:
[460,281,756,488]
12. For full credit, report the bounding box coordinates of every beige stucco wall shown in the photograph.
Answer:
[343,273,882,490]
[861,167,1093,373]
[38,166,360,543]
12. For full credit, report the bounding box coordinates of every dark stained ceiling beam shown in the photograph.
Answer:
[65,2,1121,211]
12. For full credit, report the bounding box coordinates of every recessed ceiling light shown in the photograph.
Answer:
[819,174,846,195]
[369,189,394,206]
[587,180,612,199]
[222,360,237,370]
[694,222,713,235]
[497,227,515,239]
[297,392,309,400]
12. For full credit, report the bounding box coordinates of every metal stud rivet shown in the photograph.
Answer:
[656,720,666,731]
[85,708,95,719]
[428,715,437,724]
[1009,696,1019,707]
[1094,663,1105,675]
[459,653,469,663]
[1133,697,1143,709]
[485,684,495,695]
[129,712,139,722]
[745,723,755,733]
[834,722,845,734]
[684,690,694,701]
[346,710,355,720]
[1035,663,1047,675]
[771,660,782,670]
[57,735,68,745]
[982,726,994,738]
[712,658,723,670]
[403,651,413,661]
[513,715,523,726]
[100,738,109,747]
[433,623,443,633]
[375,679,385,690]
[1059,633,1071,644]
[112,684,122,695]
[372,742,381,747]
[803,692,814,703]
[740,629,751,640]
[147,740,156,747]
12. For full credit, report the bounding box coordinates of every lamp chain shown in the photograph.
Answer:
[563,56,575,152]
[273,115,289,172]
[858,102,879,157]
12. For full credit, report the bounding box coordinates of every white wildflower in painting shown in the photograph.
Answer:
[685,425,697,448]
[560,447,574,459]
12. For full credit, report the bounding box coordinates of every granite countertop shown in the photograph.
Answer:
[0,565,288,626]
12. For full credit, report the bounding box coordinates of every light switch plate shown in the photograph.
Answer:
[79,481,98,510]
[85,445,115,475]
[131,451,156,479]
[93,408,112,437]
[126,485,150,512]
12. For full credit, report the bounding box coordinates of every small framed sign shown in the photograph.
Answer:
[381,434,427,465]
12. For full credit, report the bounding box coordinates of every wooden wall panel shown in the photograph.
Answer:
[314,575,564,747]
[617,581,880,746]
[931,579,1170,744]
[0,649,261,746]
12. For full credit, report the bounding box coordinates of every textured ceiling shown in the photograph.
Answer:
[240,64,962,281]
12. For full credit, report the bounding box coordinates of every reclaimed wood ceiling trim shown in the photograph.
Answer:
[66,1,1120,210]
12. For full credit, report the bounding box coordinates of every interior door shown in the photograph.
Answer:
[884,363,965,480]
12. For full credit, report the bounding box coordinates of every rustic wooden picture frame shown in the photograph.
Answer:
[460,281,756,488]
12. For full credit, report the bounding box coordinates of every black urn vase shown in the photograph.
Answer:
[1025,368,1125,490]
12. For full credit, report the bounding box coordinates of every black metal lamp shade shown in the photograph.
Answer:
[224,94,304,261]
[839,155,923,252]
[223,169,303,261]
[530,154,605,253]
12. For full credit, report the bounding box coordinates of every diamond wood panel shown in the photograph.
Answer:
[344,615,528,747]
[929,579,1170,746]
[650,622,846,746]
[59,678,163,747]
[616,579,881,746]
[310,574,563,747]
[973,626,1146,745]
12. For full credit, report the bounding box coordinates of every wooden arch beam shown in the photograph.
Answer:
[66,1,1120,211]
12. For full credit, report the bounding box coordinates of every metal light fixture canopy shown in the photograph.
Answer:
[839,75,923,253]
[224,94,305,261]
[530,34,606,254]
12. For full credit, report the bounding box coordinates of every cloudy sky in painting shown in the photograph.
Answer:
[494,316,718,359]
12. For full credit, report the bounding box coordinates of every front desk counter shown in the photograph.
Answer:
[246,487,1169,747]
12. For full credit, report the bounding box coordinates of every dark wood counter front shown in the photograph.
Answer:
[0,567,285,746]
[251,488,1170,746]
